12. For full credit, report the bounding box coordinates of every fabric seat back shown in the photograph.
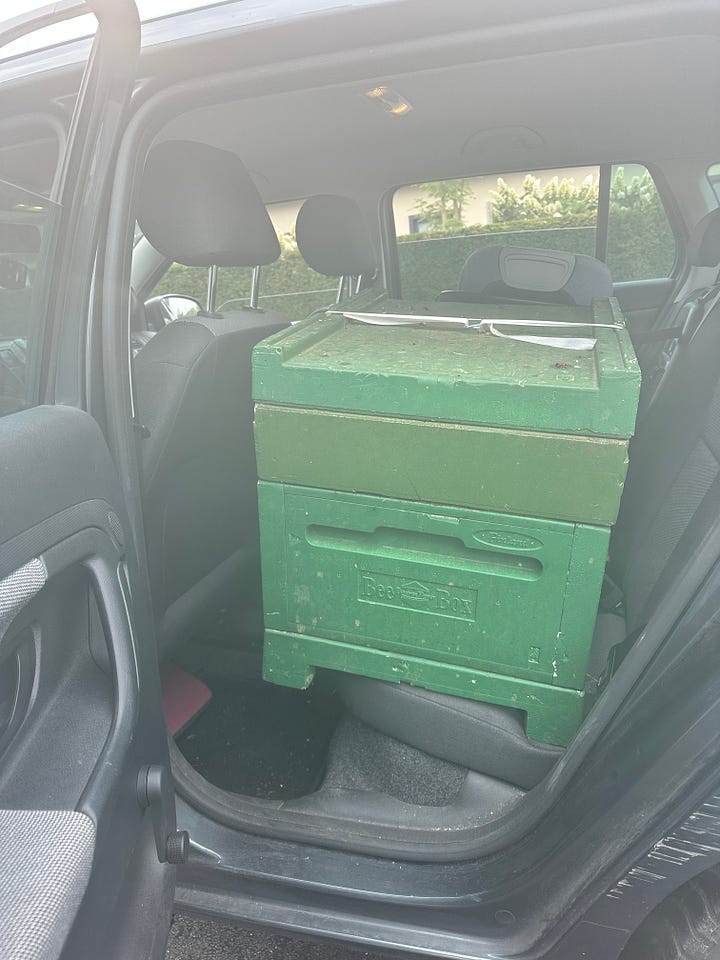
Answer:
[135,140,289,654]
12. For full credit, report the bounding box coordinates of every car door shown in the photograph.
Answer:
[0,4,180,959]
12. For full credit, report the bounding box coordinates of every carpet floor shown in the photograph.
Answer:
[175,678,342,799]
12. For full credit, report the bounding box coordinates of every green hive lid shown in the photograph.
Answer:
[252,295,641,438]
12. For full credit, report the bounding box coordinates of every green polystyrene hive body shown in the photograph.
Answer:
[252,293,641,745]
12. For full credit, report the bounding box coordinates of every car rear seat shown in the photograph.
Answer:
[135,140,290,656]
[286,233,610,786]
[438,244,613,305]
[337,225,720,789]
[635,208,720,416]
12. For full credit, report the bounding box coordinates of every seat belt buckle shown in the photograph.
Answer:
[600,573,624,612]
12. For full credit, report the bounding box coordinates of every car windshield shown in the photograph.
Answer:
[0,0,233,60]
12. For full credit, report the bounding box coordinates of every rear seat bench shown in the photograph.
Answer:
[253,225,630,781]
[329,234,720,789]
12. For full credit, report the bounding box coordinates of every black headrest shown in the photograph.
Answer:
[296,194,375,277]
[687,209,720,268]
[138,140,280,268]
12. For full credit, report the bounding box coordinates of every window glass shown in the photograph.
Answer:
[0,11,98,419]
[148,200,337,322]
[0,177,58,415]
[150,262,244,311]
[0,2,231,62]
[606,164,676,281]
[393,167,600,300]
[393,163,677,299]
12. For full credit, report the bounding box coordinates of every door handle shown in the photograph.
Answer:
[137,764,189,865]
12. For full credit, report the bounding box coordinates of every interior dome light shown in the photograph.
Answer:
[363,85,412,115]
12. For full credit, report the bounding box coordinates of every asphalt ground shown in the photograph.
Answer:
[165,913,419,960]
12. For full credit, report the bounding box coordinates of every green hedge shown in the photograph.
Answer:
[396,211,596,241]
[605,203,676,282]
[151,206,676,318]
[397,224,596,301]
[397,206,676,300]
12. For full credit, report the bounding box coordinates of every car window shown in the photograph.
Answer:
[605,164,676,281]
[150,261,240,313]
[0,124,62,417]
[393,166,600,300]
[0,4,101,421]
[393,163,676,299]
[148,200,337,322]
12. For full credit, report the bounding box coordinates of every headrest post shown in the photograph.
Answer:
[206,264,218,313]
[250,265,261,310]
[335,276,346,304]
[355,274,363,294]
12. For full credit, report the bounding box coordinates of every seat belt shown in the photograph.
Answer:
[633,281,720,347]
[599,572,625,612]
[632,324,685,344]
[634,282,720,423]
[592,283,720,688]
[585,625,643,700]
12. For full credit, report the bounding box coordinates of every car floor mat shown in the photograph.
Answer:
[175,678,342,799]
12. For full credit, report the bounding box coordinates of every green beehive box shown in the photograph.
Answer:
[253,295,641,745]
[254,296,639,525]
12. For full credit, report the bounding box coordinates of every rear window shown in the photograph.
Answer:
[392,164,675,299]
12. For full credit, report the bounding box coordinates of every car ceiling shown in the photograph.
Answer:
[157,28,720,206]
[0,1,717,212]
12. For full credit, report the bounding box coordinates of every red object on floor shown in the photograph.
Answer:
[160,662,212,736]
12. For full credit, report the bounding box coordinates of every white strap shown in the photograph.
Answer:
[332,310,624,352]
[486,324,597,351]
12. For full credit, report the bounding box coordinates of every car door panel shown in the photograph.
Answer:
[1,808,95,960]
[0,4,177,954]
[0,404,175,959]
[614,277,675,336]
